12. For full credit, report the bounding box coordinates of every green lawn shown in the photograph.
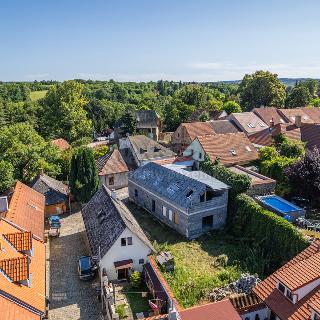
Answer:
[30,90,48,101]
[126,201,256,308]
[124,284,150,316]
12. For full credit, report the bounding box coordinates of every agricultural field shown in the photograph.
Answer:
[126,201,257,308]
[30,90,48,101]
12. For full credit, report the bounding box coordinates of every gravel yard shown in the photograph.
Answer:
[48,209,102,320]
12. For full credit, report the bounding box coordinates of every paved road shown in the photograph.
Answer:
[48,210,102,320]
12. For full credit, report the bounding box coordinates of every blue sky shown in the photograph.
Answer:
[1,0,320,81]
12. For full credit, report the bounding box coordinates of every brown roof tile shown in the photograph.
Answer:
[181,122,216,141]
[253,107,288,126]
[253,240,320,320]
[229,112,269,134]
[0,297,39,320]
[51,138,70,151]
[303,107,320,123]
[179,300,241,320]
[197,133,259,166]
[5,181,45,241]
[278,108,315,124]
[96,149,129,175]
[3,231,32,251]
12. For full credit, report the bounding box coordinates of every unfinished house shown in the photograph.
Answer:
[119,135,176,168]
[128,162,229,239]
[135,110,161,140]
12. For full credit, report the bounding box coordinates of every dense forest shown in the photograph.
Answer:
[0,71,319,192]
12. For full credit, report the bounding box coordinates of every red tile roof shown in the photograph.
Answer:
[197,133,259,166]
[0,297,39,320]
[3,231,32,251]
[303,107,320,123]
[152,156,193,166]
[308,292,320,313]
[0,257,29,282]
[96,149,129,176]
[253,240,320,320]
[0,218,46,316]
[5,181,45,241]
[181,122,216,141]
[253,107,288,126]
[179,300,241,320]
[51,138,70,151]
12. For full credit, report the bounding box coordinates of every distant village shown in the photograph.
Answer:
[1,103,320,320]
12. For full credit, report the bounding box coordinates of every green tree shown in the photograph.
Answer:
[222,100,242,114]
[239,70,286,110]
[41,80,92,142]
[199,111,210,122]
[69,147,99,202]
[311,97,320,107]
[93,145,110,159]
[0,123,61,182]
[285,85,312,108]
[0,160,15,193]
[119,111,137,135]
[301,79,318,97]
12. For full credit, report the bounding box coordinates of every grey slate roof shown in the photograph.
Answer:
[82,185,154,258]
[135,110,159,128]
[128,135,176,162]
[128,162,229,210]
[30,174,68,206]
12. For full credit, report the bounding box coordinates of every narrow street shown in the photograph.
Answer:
[48,209,102,320]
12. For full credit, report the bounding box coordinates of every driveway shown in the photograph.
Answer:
[48,209,102,320]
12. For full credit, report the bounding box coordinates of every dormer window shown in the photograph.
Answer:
[286,289,293,301]
[313,313,320,320]
[278,282,285,294]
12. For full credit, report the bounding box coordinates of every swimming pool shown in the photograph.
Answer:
[257,195,305,220]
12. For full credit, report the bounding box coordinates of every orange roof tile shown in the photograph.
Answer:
[4,231,32,251]
[303,107,320,123]
[0,219,46,315]
[0,297,39,320]
[96,149,129,176]
[197,133,259,166]
[51,138,70,151]
[253,240,320,320]
[5,181,45,241]
[179,300,241,320]
[308,292,320,313]
[229,112,268,134]
[0,257,29,282]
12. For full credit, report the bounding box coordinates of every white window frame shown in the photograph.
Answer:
[168,209,173,221]
[162,206,167,217]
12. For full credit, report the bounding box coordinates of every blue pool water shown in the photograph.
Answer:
[260,196,299,213]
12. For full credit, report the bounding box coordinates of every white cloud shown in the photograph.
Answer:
[23,73,50,80]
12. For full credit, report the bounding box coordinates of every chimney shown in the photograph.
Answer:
[269,118,274,128]
[295,115,302,128]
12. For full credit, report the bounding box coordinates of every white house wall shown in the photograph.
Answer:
[100,227,152,281]
[183,139,204,163]
[99,172,128,190]
[240,307,269,320]
[294,278,320,301]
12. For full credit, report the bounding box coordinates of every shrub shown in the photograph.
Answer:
[130,271,142,288]
[115,304,126,319]
[232,194,308,274]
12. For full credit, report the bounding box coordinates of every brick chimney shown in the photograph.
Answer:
[269,118,275,128]
[295,115,302,128]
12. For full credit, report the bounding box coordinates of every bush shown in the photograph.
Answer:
[232,194,308,274]
[115,304,126,319]
[130,271,142,288]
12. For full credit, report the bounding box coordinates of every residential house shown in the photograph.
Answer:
[135,110,161,140]
[229,165,276,196]
[128,162,229,239]
[253,239,320,320]
[249,122,320,151]
[172,120,240,153]
[51,138,70,151]
[96,149,129,190]
[277,108,316,125]
[253,107,288,126]
[183,133,259,167]
[0,181,46,320]
[30,174,69,215]
[228,112,269,136]
[82,185,154,281]
[119,135,176,168]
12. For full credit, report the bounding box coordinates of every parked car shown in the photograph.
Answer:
[78,256,96,280]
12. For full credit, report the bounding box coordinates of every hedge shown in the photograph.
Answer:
[232,194,308,273]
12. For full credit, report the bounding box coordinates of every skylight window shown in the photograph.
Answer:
[245,146,252,152]
[186,190,193,197]
[230,149,237,156]
[259,122,266,127]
